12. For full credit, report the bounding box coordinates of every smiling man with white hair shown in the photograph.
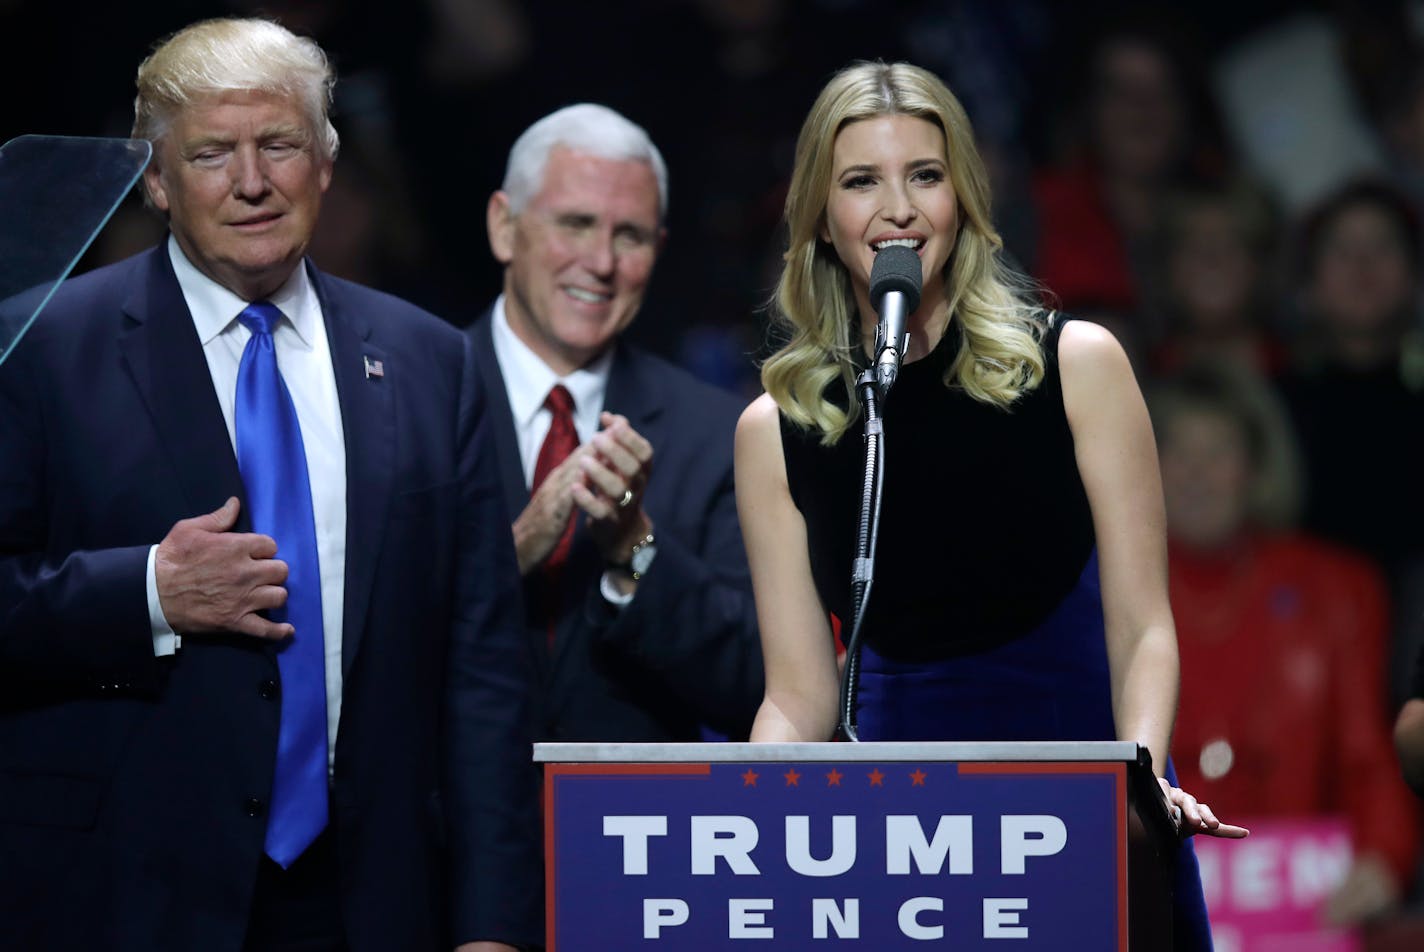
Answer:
[468,102,764,747]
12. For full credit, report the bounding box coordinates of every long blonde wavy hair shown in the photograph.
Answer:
[763,61,1046,444]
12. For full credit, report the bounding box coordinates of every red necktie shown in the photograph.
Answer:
[533,384,579,570]
[532,385,579,646]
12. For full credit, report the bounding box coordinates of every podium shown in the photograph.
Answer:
[536,741,1179,950]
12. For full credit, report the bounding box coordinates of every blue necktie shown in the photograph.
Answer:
[235,301,328,868]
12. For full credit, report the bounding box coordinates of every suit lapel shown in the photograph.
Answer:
[602,343,665,440]
[313,267,394,678]
[469,309,557,683]
[117,245,249,528]
[469,310,532,519]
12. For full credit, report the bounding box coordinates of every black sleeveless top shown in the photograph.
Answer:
[780,316,1095,662]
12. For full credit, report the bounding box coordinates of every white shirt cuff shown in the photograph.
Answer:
[599,571,635,609]
[147,544,180,656]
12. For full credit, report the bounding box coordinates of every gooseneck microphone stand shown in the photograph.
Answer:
[836,368,887,743]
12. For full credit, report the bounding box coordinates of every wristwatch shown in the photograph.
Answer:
[612,531,658,581]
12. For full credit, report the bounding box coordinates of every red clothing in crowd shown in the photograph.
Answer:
[1030,163,1138,314]
[1170,533,1420,884]
[1150,330,1291,380]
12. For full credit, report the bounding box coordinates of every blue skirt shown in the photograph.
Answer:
[854,550,1213,951]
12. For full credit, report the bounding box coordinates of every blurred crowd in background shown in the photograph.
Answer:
[11,0,1424,944]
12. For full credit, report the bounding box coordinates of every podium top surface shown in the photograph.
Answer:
[534,740,1143,763]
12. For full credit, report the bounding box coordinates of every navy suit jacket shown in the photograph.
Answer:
[468,308,763,743]
[0,246,542,951]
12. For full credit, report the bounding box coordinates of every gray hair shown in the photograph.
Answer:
[502,103,667,220]
[133,17,340,160]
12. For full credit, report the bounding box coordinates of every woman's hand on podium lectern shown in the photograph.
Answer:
[1159,777,1251,839]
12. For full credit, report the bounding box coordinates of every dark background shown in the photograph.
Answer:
[0,0,1342,378]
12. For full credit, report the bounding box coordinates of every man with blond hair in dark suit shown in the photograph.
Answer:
[0,17,540,952]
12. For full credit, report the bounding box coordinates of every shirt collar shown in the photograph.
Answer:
[166,234,319,346]
[491,293,613,430]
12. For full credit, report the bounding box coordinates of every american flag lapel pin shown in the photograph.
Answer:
[364,355,385,379]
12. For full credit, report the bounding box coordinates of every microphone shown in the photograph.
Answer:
[869,244,922,394]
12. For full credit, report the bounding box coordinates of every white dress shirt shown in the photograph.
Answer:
[489,295,633,606]
[147,235,348,766]
[491,295,610,484]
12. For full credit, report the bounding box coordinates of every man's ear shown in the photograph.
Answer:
[487,191,516,264]
[143,162,171,214]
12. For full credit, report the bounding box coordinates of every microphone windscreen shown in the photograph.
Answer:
[869,245,922,314]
